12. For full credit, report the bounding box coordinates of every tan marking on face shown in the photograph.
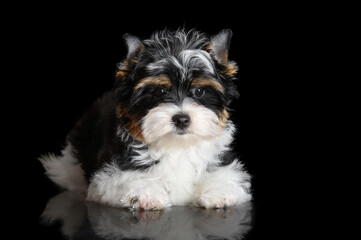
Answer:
[134,75,171,92]
[221,62,238,76]
[116,104,145,142]
[191,77,224,93]
[125,119,145,142]
[115,58,141,80]
[115,60,130,79]
[218,108,229,129]
[116,70,128,79]
[206,42,213,52]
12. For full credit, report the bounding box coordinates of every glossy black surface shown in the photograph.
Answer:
[40,191,253,240]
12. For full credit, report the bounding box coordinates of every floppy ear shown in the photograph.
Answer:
[208,29,233,65]
[123,33,144,60]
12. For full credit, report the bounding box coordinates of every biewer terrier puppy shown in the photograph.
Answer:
[39,29,252,210]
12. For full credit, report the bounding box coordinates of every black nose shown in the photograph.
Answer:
[172,113,190,129]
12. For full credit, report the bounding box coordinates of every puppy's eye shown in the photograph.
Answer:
[192,87,205,98]
[153,87,166,97]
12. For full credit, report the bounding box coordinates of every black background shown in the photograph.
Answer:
[6,4,311,239]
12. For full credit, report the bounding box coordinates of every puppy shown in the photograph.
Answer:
[39,29,252,210]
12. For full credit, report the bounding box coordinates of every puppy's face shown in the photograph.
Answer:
[115,29,239,146]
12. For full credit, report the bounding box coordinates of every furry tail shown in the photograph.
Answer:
[39,144,87,192]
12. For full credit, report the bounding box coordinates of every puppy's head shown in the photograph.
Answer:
[115,29,239,146]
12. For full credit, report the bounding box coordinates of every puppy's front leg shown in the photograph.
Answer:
[194,161,252,209]
[86,165,170,210]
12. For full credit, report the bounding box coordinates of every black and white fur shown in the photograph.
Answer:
[39,29,252,210]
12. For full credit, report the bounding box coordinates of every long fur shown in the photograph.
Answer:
[39,28,252,209]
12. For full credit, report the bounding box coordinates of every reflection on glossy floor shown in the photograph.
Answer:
[41,191,253,239]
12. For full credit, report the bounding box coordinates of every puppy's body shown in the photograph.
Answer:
[40,29,252,209]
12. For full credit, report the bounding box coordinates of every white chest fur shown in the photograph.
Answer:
[87,123,238,208]
[142,124,235,205]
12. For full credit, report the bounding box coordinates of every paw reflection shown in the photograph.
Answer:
[129,209,164,224]
[41,191,253,239]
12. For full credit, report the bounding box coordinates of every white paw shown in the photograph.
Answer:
[197,194,236,209]
[130,194,167,210]
[195,187,252,209]
[126,188,170,210]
